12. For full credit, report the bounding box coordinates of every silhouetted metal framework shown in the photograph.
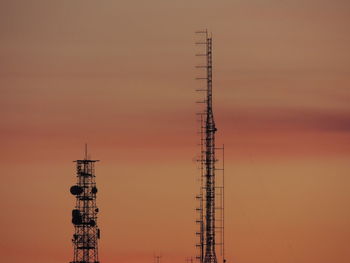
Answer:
[70,148,100,263]
[195,30,225,263]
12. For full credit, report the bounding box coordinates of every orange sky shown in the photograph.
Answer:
[1,1,350,263]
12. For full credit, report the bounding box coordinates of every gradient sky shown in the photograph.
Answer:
[1,1,350,263]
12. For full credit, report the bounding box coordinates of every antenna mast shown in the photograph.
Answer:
[70,148,101,263]
[195,30,225,263]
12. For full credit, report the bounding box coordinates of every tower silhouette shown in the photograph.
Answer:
[195,30,225,263]
[70,146,100,263]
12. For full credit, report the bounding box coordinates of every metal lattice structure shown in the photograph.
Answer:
[70,148,100,263]
[195,30,225,263]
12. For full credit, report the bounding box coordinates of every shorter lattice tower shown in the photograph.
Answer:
[70,146,100,263]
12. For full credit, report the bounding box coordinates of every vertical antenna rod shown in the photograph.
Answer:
[85,143,88,160]
[70,148,100,263]
[195,30,225,263]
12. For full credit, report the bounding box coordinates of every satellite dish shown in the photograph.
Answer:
[72,209,82,225]
[70,185,83,195]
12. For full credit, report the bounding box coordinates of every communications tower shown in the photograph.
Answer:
[70,147,100,263]
[195,30,225,263]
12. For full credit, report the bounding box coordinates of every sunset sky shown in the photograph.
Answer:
[1,1,350,263]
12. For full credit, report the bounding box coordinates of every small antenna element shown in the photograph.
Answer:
[85,144,88,160]
[154,254,162,263]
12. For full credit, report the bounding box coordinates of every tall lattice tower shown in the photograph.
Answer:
[70,147,100,263]
[195,30,225,263]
